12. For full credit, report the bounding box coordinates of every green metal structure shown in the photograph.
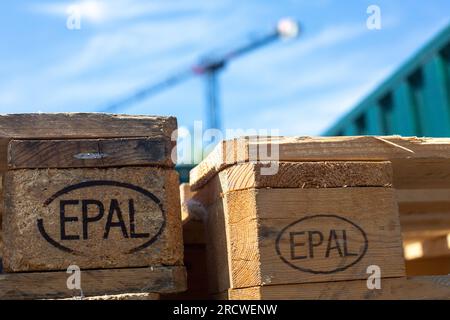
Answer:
[324,23,450,137]
[176,164,192,184]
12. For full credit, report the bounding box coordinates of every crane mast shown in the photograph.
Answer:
[101,18,300,131]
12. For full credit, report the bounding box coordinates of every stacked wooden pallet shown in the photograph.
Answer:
[189,136,450,299]
[0,113,186,300]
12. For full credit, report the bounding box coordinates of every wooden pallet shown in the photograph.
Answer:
[189,136,450,299]
[191,136,450,257]
[0,113,186,299]
[0,265,185,300]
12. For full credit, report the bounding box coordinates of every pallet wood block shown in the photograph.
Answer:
[0,113,186,299]
[3,166,182,271]
[190,137,450,299]
[192,159,404,294]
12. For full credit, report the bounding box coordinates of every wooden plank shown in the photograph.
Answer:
[180,183,194,222]
[0,231,2,265]
[0,113,177,172]
[190,136,450,190]
[404,235,450,260]
[406,256,450,276]
[221,276,450,300]
[180,183,205,223]
[420,235,450,258]
[391,158,450,189]
[0,174,2,227]
[205,199,230,295]
[0,265,186,300]
[397,189,450,203]
[396,189,450,241]
[8,137,174,169]
[64,293,161,300]
[179,183,205,245]
[183,220,205,245]
[401,213,450,240]
[162,185,209,299]
[0,113,176,139]
[224,189,261,292]
[217,161,392,192]
[3,167,183,272]
[183,174,228,295]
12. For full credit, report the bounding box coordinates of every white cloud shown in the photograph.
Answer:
[237,65,393,136]
[23,0,262,110]
[224,23,369,90]
[35,0,251,80]
[263,56,368,96]
[45,19,208,79]
[9,0,447,136]
[6,0,255,114]
[246,87,367,136]
[291,24,367,57]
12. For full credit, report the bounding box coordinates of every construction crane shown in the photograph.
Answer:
[101,18,300,130]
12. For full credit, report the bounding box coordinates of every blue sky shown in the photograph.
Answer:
[1,0,449,136]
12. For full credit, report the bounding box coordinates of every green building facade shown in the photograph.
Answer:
[325,23,450,137]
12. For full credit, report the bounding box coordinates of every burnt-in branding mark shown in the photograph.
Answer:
[275,214,368,274]
[37,180,165,255]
